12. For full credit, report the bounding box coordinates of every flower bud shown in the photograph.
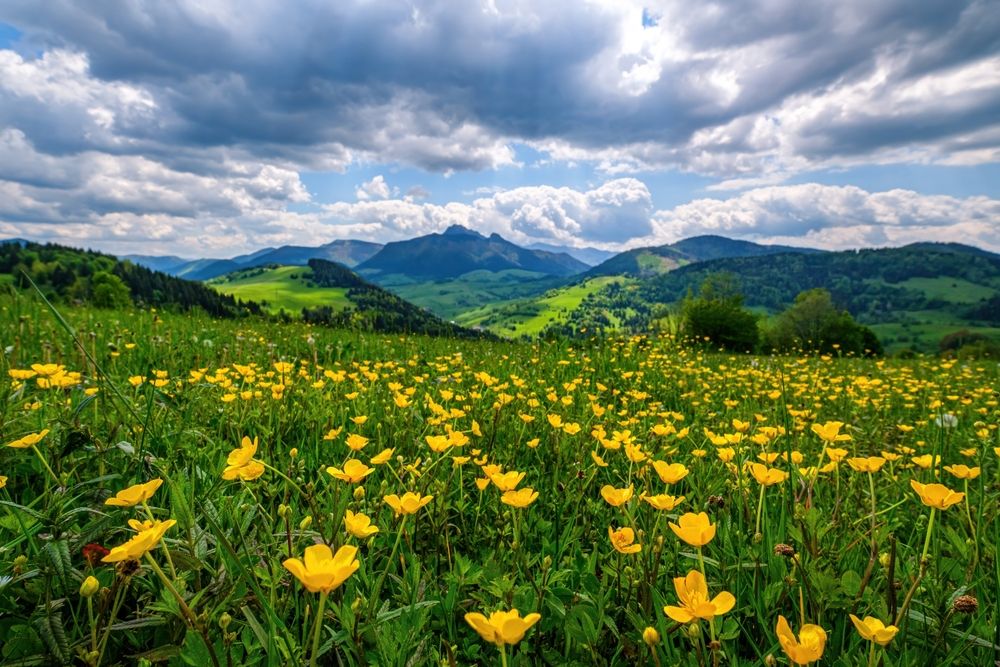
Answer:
[299,515,313,531]
[353,486,366,500]
[219,612,232,630]
[643,626,660,647]
[542,555,553,570]
[878,552,890,568]
[278,504,289,518]
[80,575,100,598]
[289,448,298,458]
[773,543,795,558]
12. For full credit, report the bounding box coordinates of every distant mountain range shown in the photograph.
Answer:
[526,242,616,266]
[124,239,383,281]
[584,235,823,278]
[355,225,589,280]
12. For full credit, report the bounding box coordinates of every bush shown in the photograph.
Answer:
[764,288,882,356]
[680,273,759,352]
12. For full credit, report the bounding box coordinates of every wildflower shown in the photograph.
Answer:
[810,421,851,443]
[82,543,109,566]
[641,493,685,511]
[943,464,980,480]
[608,526,642,554]
[643,626,660,647]
[0,475,6,489]
[345,434,368,451]
[849,615,898,646]
[847,457,886,473]
[490,470,526,491]
[663,570,735,623]
[464,609,541,646]
[102,519,177,563]
[370,448,394,465]
[651,461,689,484]
[747,463,789,486]
[952,595,978,614]
[775,615,827,665]
[283,544,359,594]
[669,512,716,547]
[6,429,50,449]
[105,479,163,507]
[223,437,263,475]
[344,510,379,538]
[383,492,433,517]
[501,488,539,508]
[909,480,964,510]
[326,459,375,484]
[600,484,634,507]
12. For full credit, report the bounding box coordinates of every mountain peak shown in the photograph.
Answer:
[442,224,483,238]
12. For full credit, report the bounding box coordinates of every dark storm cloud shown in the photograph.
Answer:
[0,0,994,172]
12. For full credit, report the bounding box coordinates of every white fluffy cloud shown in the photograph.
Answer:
[649,184,1000,251]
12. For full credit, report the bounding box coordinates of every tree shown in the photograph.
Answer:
[680,272,759,352]
[90,271,132,308]
[765,288,882,356]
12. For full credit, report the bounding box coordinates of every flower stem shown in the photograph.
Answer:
[310,591,329,667]
[31,444,61,486]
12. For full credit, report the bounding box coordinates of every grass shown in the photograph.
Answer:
[385,270,561,320]
[892,277,997,304]
[208,266,350,314]
[456,276,626,336]
[1,292,998,666]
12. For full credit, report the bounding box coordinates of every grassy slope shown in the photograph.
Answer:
[457,276,626,336]
[208,266,350,314]
[385,269,562,320]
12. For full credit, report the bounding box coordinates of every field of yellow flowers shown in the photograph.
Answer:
[1,294,998,666]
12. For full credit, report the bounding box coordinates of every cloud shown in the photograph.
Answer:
[356,174,391,200]
[649,184,1000,251]
[0,0,995,180]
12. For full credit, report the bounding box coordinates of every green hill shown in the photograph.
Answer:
[0,240,260,317]
[210,260,489,339]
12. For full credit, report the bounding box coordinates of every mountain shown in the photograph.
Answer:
[122,254,192,273]
[670,235,822,261]
[583,245,692,278]
[526,242,616,266]
[584,235,822,278]
[127,239,383,281]
[357,225,589,280]
[210,259,489,339]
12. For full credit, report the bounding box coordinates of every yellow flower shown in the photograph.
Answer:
[943,464,980,480]
[464,609,541,646]
[641,493,685,511]
[591,451,608,467]
[811,421,851,443]
[911,454,938,469]
[909,480,964,510]
[669,512,716,547]
[370,448,394,465]
[383,492,433,516]
[600,484,634,507]
[747,463,789,487]
[501,487,539,508]
[663,570,735,623]
[222,436,265,481]
[0,475,6,489]
[490,470,526,491]
[345,433,368,451]
[849,614,898,646]
[643,626,660,647]
[283,544,359,594]
[105,479,163,507]
[776,615,827,665]
[80,575,100,598]
[847,457,886,473]
[608,526,642,554]
[6,429,50,449]
[426,435,452,452]
[326,459,375,484]
[344,510,379,538]
[475,477,491,491]
[102,519,177,563]
[651,460,689,484]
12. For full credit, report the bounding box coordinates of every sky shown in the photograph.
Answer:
[0,0,998,258]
